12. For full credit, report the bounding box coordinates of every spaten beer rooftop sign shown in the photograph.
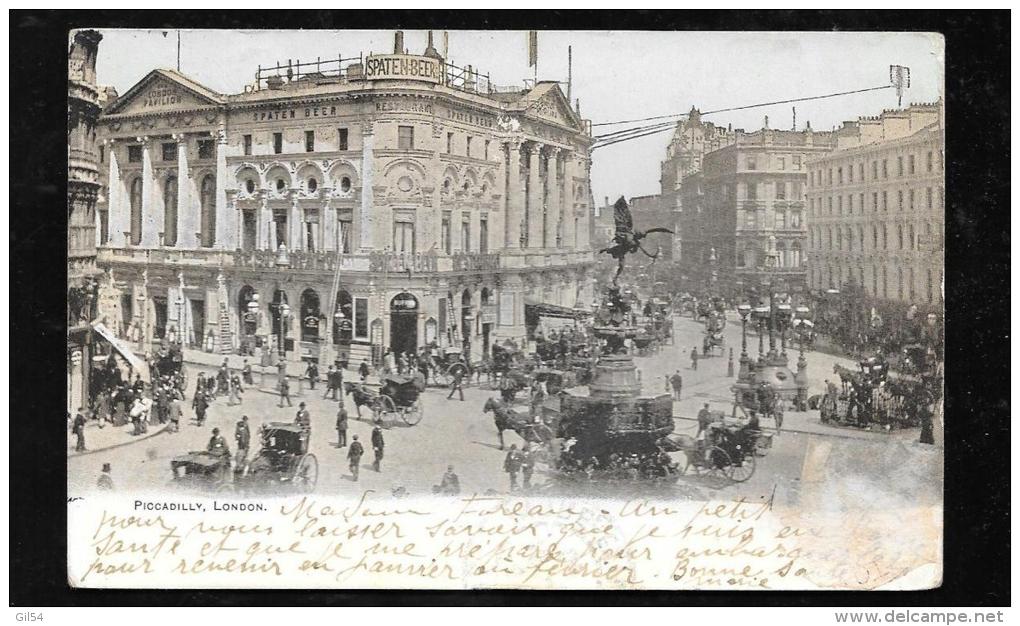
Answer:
[363,54,445,84]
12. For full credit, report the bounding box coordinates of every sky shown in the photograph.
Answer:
[93,29,944,204]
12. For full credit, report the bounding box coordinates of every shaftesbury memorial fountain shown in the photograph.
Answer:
[556,197,677,479]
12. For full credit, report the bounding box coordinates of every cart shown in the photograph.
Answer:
[431,347,471,387]
[235,422,318,494]
[372,373,427,426]
[170,451,233,492]
[668,420,759,483]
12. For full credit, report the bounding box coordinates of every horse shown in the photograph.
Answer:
[343,382,376,419]
[483,397,553,450]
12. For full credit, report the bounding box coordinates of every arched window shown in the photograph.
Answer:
[791,241,802,267]
[775,242,786,267]
[129,177,143,245]
[332,289,353,345]
[163,175,178,246]
[199,175,216,247]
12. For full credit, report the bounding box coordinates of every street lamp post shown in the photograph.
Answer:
[737,303,751,381]
[278,301,291,359]
[175,296,184,346]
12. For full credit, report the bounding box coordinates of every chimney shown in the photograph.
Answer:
[393,31,404,54]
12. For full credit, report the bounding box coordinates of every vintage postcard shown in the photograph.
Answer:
[67,28,944,590]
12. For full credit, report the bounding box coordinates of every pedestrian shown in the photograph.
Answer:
[305,361,319,390]
[323,365,337,399]
[72,407,88,452]
[278,374,293,407]
[228,372,244,406]
[167,396,182,433]
[504,444,522,491]
[669,370,683,400]
[521,442,535,489]
[371,425,385,472]
[235,416,251,465]
[447,367,465,401]
[242,359,254,386]
[347,434,364,481]
[396,352,406,376]
[217,360,230,396]
[295,402,311,453]
[194,390,209,426]
[696,402,713,439]
[359,359,370,382]
[194,372,206,404]
[97,463,114,490]
[207,427,230,456]
[95,390,112,428]
[433,465,460,495]
[130,397,145,435]
[690,347,699,370]
[335,405,348,447]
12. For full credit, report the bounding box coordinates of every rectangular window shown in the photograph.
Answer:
[858,163,864,180]
[837,195,843,215]
[828,168,833,185]
[882,191,888,211]
[484,139,490,160]
[393,220,416,254]
[882,159,888,179]
[790,210,802,228]
[827,197,832,214]
[909,154,916,174]
[775,182,786,200]
[273,132,283,154]
[897,156,904,176]
[243,134,252,156]
[446,132,454,154]
[99,145,105,163]
[461,217,471,252]
[791,181,801,198]
[926,188,933,209]
[198,139,215,160]
[354,298,368,340]
[792,155,801,170]
[127,144,142,163]
[398,125,415,150]
[746,183,757,201]
[898,190,904,210]
[466,136,473,158]
[338,219,352,253]
[744,210,756,229]
[926,151,933,171]
[337,128,349,151]
[837,167,843,184]
[479,217,488,254]
[872,161,878,180]
[161,142,177,162]
[776,210,787,229]
[778,157,785,170]
[99,209,109,244]
[872,192,878,212]
[441,213,451,254]
[746,156,756,170]
[848,164,854,182]
[859,193,864,214]
[910,189,915,209]
[304,130,315,152]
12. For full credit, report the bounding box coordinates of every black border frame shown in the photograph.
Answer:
[11,9,1010,607]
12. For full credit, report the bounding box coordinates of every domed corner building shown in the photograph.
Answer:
[94,32,597,370]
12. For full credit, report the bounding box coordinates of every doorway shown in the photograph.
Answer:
[189,299,205,348]
[389,292,419,355]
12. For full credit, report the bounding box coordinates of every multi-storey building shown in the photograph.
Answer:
[678,125,836,297]
[67,29,103,412]
[805,102,944,307]
[95,33,595,367]
[659,108,736,261]
[628,193,674,262]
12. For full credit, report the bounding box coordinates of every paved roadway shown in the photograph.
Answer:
[68,313,920,503]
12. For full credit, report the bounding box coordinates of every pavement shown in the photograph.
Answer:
[69,314,927,501]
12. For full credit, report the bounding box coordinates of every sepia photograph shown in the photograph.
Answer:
[54,20,968,597]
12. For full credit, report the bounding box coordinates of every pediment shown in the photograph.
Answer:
[526,84,582,130]
[106,70,222,116]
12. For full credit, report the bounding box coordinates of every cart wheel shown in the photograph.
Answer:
[402,400,423,426]
[372,395,396,422]
[293,454,318,493]
[704,446,731,480]
[728,450,756,483]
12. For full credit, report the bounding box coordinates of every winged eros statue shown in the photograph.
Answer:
[598,196,674,286]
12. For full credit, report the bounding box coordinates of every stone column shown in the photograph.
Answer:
[526,143,543,248]
[175,134,194,248]
[576,154,591,250]
[107,141,127,247]
[359,122,375,251]
[547,147,561,250]
[563,152,577,250]
[289,192,303,251]
[258,191,272,250]
[215,127,237,250]
[69,349,84,414]
[504,140,522,249]
[139,137,161,247]
[322,192,336,252]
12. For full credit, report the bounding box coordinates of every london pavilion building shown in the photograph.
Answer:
[95,33,596,368]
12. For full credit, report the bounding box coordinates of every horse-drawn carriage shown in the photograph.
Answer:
[235,422,318,493]
[345,373,426,426]
[170,451,233,492]
[733,381,785,432]
[531,368,576,395]
[429,347,471,387]
[632,326,658,356]
[491,342,533,400]
[822,356,936,430]
[701,310,726,356]
[662,414,766,484]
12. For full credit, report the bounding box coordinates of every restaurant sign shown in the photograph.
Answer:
[364,54,445,84]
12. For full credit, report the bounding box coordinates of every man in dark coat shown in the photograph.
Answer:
[359,359,370,382]
[669,371,683,400]
[242,359,254,386]
[446,368,465,401]
[207,427,230,457]
[696,403,713,438]
[305,361,319,390]
[347,434,364,481]
[235,416,251,464]
[503,444,522,491]
[323,365,338,399]
[295,402,311,453]
[335,405,349,447]
[193,390,209,426]
[371,426,385,472]
[72,407,88,452]
[278,375,293,408]
[167,397,182,433]
[690,347,699,370]
[520,443,536,489]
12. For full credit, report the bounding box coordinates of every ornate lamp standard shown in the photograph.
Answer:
[736,303,752,381]
[175,295,185,346]
[277,301,291,359]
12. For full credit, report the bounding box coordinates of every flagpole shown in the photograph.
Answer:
[176,30,181,71]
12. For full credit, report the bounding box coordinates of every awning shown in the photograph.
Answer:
[525,299,592,320]
[92,322,151,382]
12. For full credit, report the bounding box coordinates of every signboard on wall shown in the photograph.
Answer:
[499,293,515,326]
[364,54,445,84]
